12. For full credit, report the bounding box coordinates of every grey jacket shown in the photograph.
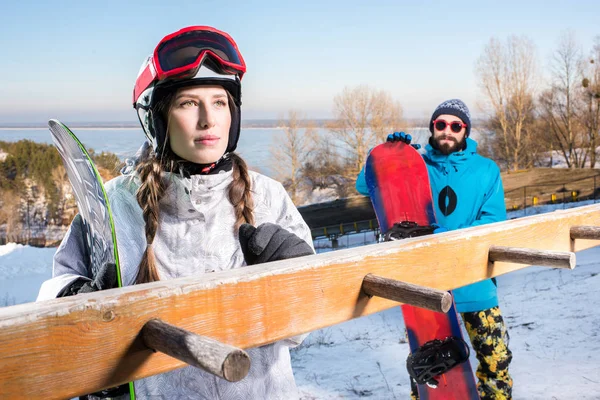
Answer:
[37,169,313,399]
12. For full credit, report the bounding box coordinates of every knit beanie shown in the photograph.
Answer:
[429,99,471,137]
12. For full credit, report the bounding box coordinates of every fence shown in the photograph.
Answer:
[0,236,54,247]
[313,227,380,253]
[4,174,599,248]
[2,204,599,399]
[0,225,69,247]
[504,174,600,215]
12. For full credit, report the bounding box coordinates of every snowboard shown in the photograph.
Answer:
[365,141,479,400]
[48,119,135,400]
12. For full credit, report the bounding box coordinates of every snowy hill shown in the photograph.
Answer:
[0,203,599,399]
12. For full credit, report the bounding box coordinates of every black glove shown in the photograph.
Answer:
[238,223,314,265]
[58,262,118,297]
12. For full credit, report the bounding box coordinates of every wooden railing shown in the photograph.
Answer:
[1,204,600,399]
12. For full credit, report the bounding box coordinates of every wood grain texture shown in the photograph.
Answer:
[362,274,452,313]
[141,319,250,382]
[571,225,600,240]
[1,204,600,399]
[488,246,576,269]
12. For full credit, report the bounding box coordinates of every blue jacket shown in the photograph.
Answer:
[356,138,506,312]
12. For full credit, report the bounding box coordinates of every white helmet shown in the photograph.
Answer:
[132,26,246,153]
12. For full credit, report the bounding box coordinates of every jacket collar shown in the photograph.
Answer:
[159,170,235,218]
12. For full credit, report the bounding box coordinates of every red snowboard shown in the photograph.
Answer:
[365,141,479,399]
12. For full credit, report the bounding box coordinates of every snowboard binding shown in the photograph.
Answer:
[406,336,470,388]
[384,221,435,241]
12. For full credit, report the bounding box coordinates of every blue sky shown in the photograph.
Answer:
[0,0,598,123]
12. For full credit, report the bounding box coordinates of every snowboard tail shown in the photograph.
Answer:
[403,305,478,399]
[365,142,479,399]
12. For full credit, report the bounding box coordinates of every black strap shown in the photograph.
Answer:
[406,336,470,387]
[384,221,435,241]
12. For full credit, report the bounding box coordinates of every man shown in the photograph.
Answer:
[356,99,513,400]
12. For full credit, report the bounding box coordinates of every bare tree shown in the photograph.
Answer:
[539,31,587,168]
[0,189,22,242]
[481,100,545,169]
[510,114,557,168]
[50,164,76,224]
[475,36,539,170]
[302,134,348,198]
[581,36,600,168]
[369,90,405,143]
[326,85,405,192]
[269,111,316,204]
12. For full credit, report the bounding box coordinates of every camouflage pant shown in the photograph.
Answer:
[410,306,513,400]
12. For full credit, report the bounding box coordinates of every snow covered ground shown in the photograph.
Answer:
[292,245,600,400]
[507,198,599,219]
[1,203,599,399]
[541,148,600,169]
[0,242,56,306]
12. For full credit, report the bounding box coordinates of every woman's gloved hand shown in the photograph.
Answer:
[238,223,314,265]
[57,262,117,297]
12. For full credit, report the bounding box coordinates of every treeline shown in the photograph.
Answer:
[475,33,600,170]
[0,140,121,242]
[269,86,406,204]
[1,32,598,241]
[271,32,600,204]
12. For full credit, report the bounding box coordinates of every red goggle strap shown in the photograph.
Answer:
[133,51,245,105]
[133,61,157,105]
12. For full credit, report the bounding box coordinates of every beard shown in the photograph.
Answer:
[430,135,466,155]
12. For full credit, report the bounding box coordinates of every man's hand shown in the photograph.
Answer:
[386,131,421,150]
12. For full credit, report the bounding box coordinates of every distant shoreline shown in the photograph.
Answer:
[0,119,332,130]
[0,127,142,131]
[0,126,293,131]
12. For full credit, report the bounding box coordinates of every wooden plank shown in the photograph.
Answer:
[1,204,599,399]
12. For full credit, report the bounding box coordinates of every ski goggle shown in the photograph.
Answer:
[133,26,246,104]
[433,119,468,133]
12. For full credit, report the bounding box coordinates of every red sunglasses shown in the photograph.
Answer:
[134,26,246,104]
[433,119,467,133]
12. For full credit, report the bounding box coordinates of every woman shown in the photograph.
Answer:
[38,26,314,399]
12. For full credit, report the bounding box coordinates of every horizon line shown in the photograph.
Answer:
[0,116,485,129]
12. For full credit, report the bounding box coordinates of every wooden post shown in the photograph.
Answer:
[141,319,250,382]
[488,246,575,269]
[570,226,600,240]
[362,274,452,313]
